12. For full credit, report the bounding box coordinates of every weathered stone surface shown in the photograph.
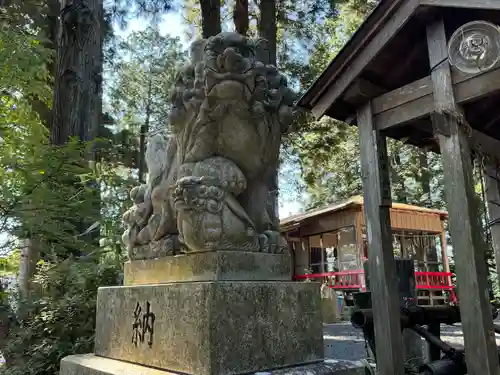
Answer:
[94,281,323,375]
[268,359,371,375]
[60,355,369,375]
[60,354,176,375]
[122,32,298,260]
[124,251,292,285]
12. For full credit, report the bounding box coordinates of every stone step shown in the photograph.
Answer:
[60,354,369,375]
[94,281,323,375]
[61,354,176,375]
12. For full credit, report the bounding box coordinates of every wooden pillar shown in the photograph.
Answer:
[396,260,424,365]
[320,234,325,272]
[439,220,452,287]
[357,101,405,375]
[484,163,500,290]
[427,19,500,375]
[301,237,311,274]
[355,215,364,267]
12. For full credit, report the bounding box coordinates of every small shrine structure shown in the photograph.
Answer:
[281,196,455,305]
[298,1,500,374]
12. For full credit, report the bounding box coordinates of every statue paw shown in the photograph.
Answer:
[259,230,288,254]
[173,176,224,214]
[174,175,259,252]
[128,235,180,261]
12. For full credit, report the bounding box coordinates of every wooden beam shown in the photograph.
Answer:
[469,129,500,161]
[420,0,500,9]
[375,95,434,130]
[455,67,500,103]
[311,0,419,118]
[373,65,500,129]
[427,18,500,375]
[439,220,452,282]
[343,78,386,105]
[354,213,365,267]
[372,76,432,114]
[357,100,405,375]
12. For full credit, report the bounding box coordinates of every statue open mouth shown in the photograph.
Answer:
[205,68,256,100]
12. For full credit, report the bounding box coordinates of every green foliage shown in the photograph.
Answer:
[0,251,20,276]
[110,0,175,27]
[0,6,54,254]
[107,26,186,136]
[0,15,53,102]
[283,0,447,211]
[0,5,132,374]
[103,26,186,180]
[0,255,122,375]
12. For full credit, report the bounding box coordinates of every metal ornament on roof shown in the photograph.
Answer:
[447,20,500,74]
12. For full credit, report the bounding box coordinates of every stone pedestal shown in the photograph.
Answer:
[95,281,323,375]
[60,251,368,375]
[123,251,292,285]
[61,354,369,375]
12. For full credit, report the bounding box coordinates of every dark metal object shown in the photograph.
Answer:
[418,356,466,375]
[427,322,441,361]
[410,324,455,356]
[351,305,461,330]
[350,305,487,375]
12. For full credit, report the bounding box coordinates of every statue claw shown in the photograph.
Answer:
[259,230,288,254]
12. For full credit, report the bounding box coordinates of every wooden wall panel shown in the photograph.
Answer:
[358,209,443,233]
[293,238,310,275]
[299,209,359,237]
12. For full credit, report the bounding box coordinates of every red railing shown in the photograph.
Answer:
[294,269,365,290]
[415,271,457,303]
[294,269,457,303]
[415,271,453,290]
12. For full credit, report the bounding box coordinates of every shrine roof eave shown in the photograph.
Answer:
[297,0,415,118]
[297,0,500,122]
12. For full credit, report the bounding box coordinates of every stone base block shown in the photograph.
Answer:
[60,355,369,375]
[321,299,340,324]
[95,281,323,375]
[60,354,176,375]
[271,359,372,375]
[124,251,292,285]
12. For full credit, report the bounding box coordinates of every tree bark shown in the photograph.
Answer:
[233,0,249,35]
[419,150,432,207]
[30,0,59,127]
[200,0,221,38]
[18,239,38,298]
[51,0,103,145]
[258,0,276,65]
[257,0,278,223]
[50,0,103,250]
[484,163,500,292]
[390,151,407,203]
[138,77,152,183]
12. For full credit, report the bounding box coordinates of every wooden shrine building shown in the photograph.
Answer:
[281,196,455,305]
[297,1,500,374]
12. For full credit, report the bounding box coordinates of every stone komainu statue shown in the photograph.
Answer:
[122,32,298,260]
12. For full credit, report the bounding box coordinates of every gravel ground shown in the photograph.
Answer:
[323,322,500,361]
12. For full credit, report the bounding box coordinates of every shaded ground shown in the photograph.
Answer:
[323,322,500,361]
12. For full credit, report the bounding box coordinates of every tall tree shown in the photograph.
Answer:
[200,0,222,38]
[51,0,104,145]
[233,0,249,35]
[108,27,186,182]
[258,0,276,65]
[0,3,54,298]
